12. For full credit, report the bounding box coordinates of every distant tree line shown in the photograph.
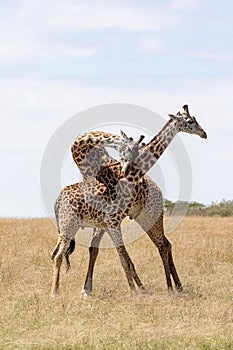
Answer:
[164,199,233,217]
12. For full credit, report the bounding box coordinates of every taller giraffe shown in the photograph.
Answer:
[81,105,207,295]
[51,105,207,297]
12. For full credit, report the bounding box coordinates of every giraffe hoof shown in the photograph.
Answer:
[140,287,146,295]
[176,285,183,292]
[81,289,92,299]
[129,289,137,298]
[51,291,59,299]
[167,288,174,296]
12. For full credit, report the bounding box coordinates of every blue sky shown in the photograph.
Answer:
[0,0,233,216]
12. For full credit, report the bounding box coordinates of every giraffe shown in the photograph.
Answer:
[51,105,207,297]
[81,105,207,296]
[63,130,145,272]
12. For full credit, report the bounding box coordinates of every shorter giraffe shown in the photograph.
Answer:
[65,130,145,271]
[68,130,145,275]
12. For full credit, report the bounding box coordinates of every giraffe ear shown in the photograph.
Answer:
[169,114,180,121]
[137,135,145,144]
[183,104,190,115]
[139,142,146,149]
[120,130,129,139]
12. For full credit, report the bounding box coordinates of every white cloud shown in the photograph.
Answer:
[50,43,96,58]
[0,1,101,65]
[138,36,162,52]
[0,46,96,66]
[48,2,168,31]
[0,33,96,64]
[0,0,201,66]
[169,0,197,11]
[196,52,233,60]
[47,0,199,31]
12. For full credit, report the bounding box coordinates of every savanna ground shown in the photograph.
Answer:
[0,217,232,350]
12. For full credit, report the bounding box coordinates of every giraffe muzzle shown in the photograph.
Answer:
[201,131,207,139]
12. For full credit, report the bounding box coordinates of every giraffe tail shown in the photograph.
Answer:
[65,239,76,273]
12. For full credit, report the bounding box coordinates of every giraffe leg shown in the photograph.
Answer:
[108,227,144,292]
[168,246,183,291]
[82,229,105,296]
[135,213,182,292]
[65,239,76,273]
[158,240,173,291]
[115,245,135,291]
[51,240,61,261]
[118,247,145,292]
[160,239,183,292]
[51,236,71,297]
[51,219,80,297]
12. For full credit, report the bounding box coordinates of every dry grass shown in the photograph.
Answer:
[0,217,233,349]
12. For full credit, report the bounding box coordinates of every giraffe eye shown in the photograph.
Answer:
[187,118,194,124]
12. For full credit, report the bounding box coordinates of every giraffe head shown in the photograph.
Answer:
[169,105,207,139]
[119,131,145,174]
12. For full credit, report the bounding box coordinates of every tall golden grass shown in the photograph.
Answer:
[0,217,232,349]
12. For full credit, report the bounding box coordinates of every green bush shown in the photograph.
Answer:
[164,199,233,217]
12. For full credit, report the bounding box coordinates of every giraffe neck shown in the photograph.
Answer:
[71,131,122,179]
[127,120,179,180]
